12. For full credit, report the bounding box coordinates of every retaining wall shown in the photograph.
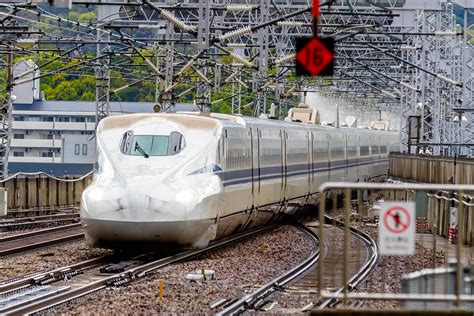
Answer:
[0,172,93,209]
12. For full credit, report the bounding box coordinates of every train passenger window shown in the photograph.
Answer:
[120,130,185,157]
[360,145,370,156]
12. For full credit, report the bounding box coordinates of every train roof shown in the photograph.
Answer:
[99,112,397,136]
[180,112,397,135]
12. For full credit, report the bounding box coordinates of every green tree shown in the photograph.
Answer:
[54,81,78,100]
[78,11,97,23]
[79,90,95,101]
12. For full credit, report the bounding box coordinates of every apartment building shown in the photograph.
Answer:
[9,60,193,176]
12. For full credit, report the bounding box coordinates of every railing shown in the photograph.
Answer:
[317,181,474,310]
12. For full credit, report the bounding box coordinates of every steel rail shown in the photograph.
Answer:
[317,216,379,309]
[0,223,82,242]
[1,225,278,315]
[216,223,320,315]
[0,255,112,294]
[0,218,80,230]
[0,230,84,258]
[0,213,79,224]
[5,206,78,216]
[217,216,379,314]
[0,214,80,230]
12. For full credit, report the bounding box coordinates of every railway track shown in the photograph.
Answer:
[0,213,80,231]
[317,216,378,309]
[4,206,78,218]
[216,223,320,314]
[217,216,378,314]
[0,225,277,315]
[0,224,84,257]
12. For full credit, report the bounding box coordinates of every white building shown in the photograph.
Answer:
[9,60,194,176]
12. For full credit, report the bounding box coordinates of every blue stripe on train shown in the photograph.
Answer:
[218,157,388,187]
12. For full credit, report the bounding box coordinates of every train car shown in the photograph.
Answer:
[80,112,398,249]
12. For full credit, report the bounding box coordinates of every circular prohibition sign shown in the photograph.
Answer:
[383,206,411,234]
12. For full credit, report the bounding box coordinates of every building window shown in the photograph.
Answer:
[41,116,54,122]
[41,152,53,157]
[75,144,80,155]
[13,151,24,157]
[13,134,25,139]
[58,116,70,122]
[14,116,25,121]
[39,133,53,140]
[74,117,86,123]
[82,144,88,155]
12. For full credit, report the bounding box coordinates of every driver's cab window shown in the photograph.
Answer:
[120,130,185,157]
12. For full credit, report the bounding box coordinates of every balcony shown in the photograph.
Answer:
[13,121,95,132]
[11,139,61,148]
[9,156,62,163]
[13,121,54,130]
[54,122,94,131]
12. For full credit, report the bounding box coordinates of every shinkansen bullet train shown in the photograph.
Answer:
[80,112,398,249]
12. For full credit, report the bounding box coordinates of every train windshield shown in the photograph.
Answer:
[120,131,185,157]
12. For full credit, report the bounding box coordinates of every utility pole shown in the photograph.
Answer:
[95,5,111,126]
[0,9,16,179]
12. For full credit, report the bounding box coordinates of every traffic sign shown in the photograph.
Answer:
[378,202,415,256]
[295,37,334,76]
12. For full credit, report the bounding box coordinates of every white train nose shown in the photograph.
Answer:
[81,185,216,248]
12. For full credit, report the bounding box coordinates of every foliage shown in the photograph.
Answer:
[9,3,287,116]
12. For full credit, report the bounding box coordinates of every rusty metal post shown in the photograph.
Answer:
[343,188,351,306]
[318,191,325,296]
[433,223,437,269]
[456,190,463,309]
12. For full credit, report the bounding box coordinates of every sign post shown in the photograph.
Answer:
[378,202,416,256]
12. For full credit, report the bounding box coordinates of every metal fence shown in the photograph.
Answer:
[389,153,474,185]
[401,262,474,310]
[317,182,474,310]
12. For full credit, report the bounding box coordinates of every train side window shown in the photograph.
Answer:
[169,131,185,155]
[360,145,370,156]
[120,130,134,154]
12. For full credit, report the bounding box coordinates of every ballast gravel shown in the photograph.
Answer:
[53,225,316,314]
[354,225,446,310]
[0,240,111,281]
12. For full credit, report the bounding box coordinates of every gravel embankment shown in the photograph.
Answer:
[354,225,445,309]
[268,213,447,312]
[0,240,112,281]
[52,225,316,314]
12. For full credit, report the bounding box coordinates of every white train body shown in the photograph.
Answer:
[81,112,398,248]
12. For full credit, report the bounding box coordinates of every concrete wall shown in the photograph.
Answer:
[0,173,92,209]
[62,134,96,164]
[12,60,40,104]
[8,162,93,176]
